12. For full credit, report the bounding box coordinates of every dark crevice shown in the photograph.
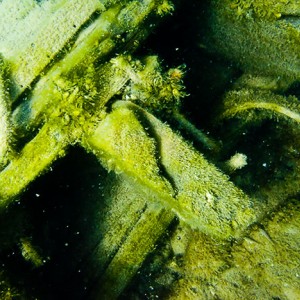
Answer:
[130,104,179,198]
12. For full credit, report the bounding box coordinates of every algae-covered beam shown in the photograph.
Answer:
[83,101,257,240]
[0,122,70,209]
[63,170,176,299]
[12,0,170,133]
[206,0,300,86]
[0,0,106,100]
[91,203,175,300]
[217,87,300,210]
[0,0,171,209]
[220,89,300,124]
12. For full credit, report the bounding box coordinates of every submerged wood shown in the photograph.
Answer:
[0,0,299,299]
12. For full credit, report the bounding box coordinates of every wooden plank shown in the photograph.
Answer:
[0,0,104,99]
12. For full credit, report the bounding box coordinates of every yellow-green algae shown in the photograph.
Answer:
[85,101,257,239]
[205,0,300,209]
[166,201,300,300]
[0,0,105,99]
[206,0,300,85]
[0,56,10,167]
[228,0,299,20]
[220,89,300,124]
[0,0,299,299]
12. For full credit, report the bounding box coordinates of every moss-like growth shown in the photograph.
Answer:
[227,0,297,20]
[220,88,300,124]
[1,0,300,298]
[0,57,10,168]
[0,122,69,208]
[166,201,300,299]
[111,55,186,113]
[85,101,257,240]
[206,0,300,85]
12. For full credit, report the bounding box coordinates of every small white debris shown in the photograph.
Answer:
[226,153,248,172]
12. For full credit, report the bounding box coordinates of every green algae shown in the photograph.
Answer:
[165,201,300,300]
[85,101,257,240]
[0,56,10,167]
[220,89,300,124]
[0,0,299,299]
[206,0,300,85]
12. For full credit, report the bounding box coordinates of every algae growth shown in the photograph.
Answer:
[0,0,299,299]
